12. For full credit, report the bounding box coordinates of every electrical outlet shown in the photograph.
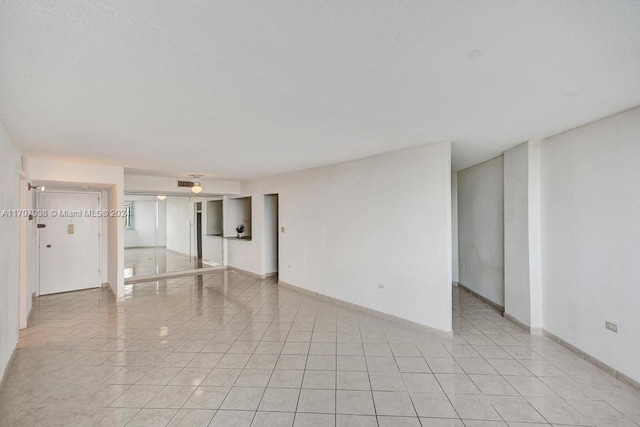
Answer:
[605,321,618,333]
[461,264,465,269]
[378,284,386,290]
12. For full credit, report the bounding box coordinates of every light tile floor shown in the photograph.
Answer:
[124,247,220,279]
[1,270,639,426]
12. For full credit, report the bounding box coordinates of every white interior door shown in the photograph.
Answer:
[38,192,101,295]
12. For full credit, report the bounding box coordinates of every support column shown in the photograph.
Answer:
[503,140,542,333]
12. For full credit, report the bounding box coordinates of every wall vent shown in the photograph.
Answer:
[177,180,195,188]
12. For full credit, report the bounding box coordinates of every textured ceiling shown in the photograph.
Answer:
[1,1,639,180]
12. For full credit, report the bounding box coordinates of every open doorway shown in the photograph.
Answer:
[264,194,279,277]
[195,201,203,259]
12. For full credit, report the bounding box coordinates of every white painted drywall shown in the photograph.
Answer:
[205,200,223,235]
[124,174,240,195]
[451,172,459,283]
[99,190,109,285]
[18,173,36,330]
[25,183,36,324]
[226,143,452,331]
[0,121,21,382]
[107,186,123,298]
[264,195,279,275]
[458,156,504,306]
[124,199,166,248]
[157,200,167,247]
[541,107,640,383]
[166,197,191,256]
[225,197,252,237]
[527,141,543,330]
[504,143,531,325]
[202,235,223,264]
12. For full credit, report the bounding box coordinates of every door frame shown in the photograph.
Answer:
[36,190,103,296]
[264,193,279,276]
[195,201,203,259]
[18,174,29,328]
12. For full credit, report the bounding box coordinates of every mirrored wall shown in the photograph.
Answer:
[123,194,224,280]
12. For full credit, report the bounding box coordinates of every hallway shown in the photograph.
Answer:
[1,271,638,426]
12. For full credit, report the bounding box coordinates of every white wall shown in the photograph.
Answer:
[107,186,122,297]
[202,235,223,264]
[224,197,252,237]
[205,200,223,235]
[527,141,543,330]
[157,200,167,246]
[228,143,452,331]
[99,190,109,285]
[124,198,167,248]
[124,173,240,195]
[17,169,36,330]
[457,156,504,306]
[166,196,191,255]
[0,121,21,382]
[22,177,36,327]
[451,172,459,283]
[541,107,640,383]
[504,143,531,324]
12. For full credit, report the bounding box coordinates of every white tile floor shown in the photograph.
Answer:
[124,247,220,279]
[1,270,639,426]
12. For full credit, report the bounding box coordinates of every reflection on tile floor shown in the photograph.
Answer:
[124,247,220,279]
[2,271,639,426]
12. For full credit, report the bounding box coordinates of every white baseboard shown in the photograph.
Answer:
[0,346,17,394]
[278,280,453,338]
[542,329,640,391]
[227,266,277,279]
[103,281,124,302]
[457,282,505,313]
[503,312,542,335]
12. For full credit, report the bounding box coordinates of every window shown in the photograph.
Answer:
[124,203,133,229]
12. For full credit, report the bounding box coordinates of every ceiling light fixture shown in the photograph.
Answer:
[157,195,166,200]
[191,175,203,194]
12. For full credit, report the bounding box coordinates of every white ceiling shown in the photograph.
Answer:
[1,1,639,180]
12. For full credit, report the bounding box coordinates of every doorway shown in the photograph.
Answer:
[264,194,279,276]
[38,191,101,295]
[195,201,203,259]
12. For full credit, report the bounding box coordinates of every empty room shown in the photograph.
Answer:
[0,1,639,426]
